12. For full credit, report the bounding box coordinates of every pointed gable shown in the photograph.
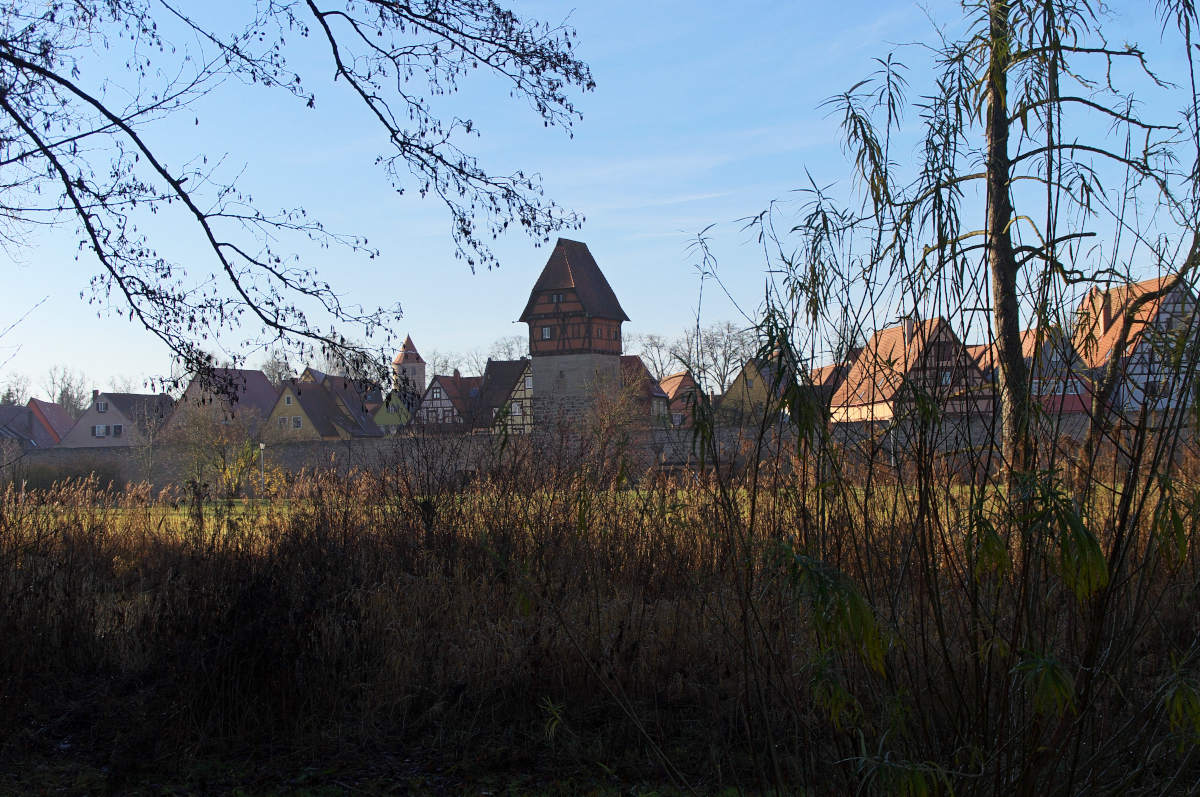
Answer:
[393,334,425,366]
[519,239,630,322]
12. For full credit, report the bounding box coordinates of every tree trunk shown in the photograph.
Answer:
[987,0,1030,475]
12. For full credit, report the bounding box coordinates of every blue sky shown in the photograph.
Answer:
[1,0,1190,391]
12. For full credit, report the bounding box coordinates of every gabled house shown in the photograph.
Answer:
[718,355,801,427]
[59,391,175,448]
[620,355,669,419]
[26,399,76,444]
[1072,276,1197,413]
[830,318,991,423]
[268,377,384,441]
[471,359,533,434]
[417,371,483,428]
[969,328,1090,413]
[361,386,409,434]
[660,370,699,428]
[265,368,385,440]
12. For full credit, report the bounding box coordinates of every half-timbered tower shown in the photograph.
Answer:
[518,239,629,417]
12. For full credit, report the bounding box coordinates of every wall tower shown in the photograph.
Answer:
[392,335,427,408]
[519,239,629,418]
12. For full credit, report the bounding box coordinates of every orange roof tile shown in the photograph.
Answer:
[830,318,975,409]
[1072,277,1185,370]
[393,334,425,366]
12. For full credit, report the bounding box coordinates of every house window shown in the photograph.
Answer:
[512,402,522,416]
[941,371,951,385]
[542,327,551,340]
[469,387,479,397]
[292,416,302,429]
[445,413,454,423]
[278,416,287,429]
[525,376,533,390]
[112,424,123,438]
[746,378,754,389]
[432,387,442,399]
[285,395,293,405]
[92,425,107,437]
[672,413,684,426]
[387,404,398,414]
[97,401,108,413]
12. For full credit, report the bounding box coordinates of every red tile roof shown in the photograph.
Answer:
[393,334,425,365]
[831,318,975,409]
[519,239,630,323]
[429,373,485,422]
[659,371,697,402]
[1072,277,1186,370]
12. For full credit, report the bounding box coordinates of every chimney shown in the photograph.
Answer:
[453,368,461,379]
[1100,290,1112,333]
[902,317,915,347]
[92,389,99,403]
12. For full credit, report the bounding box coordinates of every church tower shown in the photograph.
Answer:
[519,239,629,417]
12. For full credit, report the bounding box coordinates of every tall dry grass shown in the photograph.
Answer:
[0,421,1198,794]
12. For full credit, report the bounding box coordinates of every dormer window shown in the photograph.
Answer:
[469,387,479,397]
[97,401,108,413]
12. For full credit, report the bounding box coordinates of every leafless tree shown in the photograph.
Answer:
[462,347,489,377]
[425,349,463,380]
[674,321,757,395]
[38,365,91,419]
[0,1,593,389]
[259,351,295,387]
[626,333,677,381]
[0,372,30,405]
[108,375,141,393]
[489,335,529,361]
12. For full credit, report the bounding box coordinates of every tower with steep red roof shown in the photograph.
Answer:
[519,239,629,416]
[392,334,427,400]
